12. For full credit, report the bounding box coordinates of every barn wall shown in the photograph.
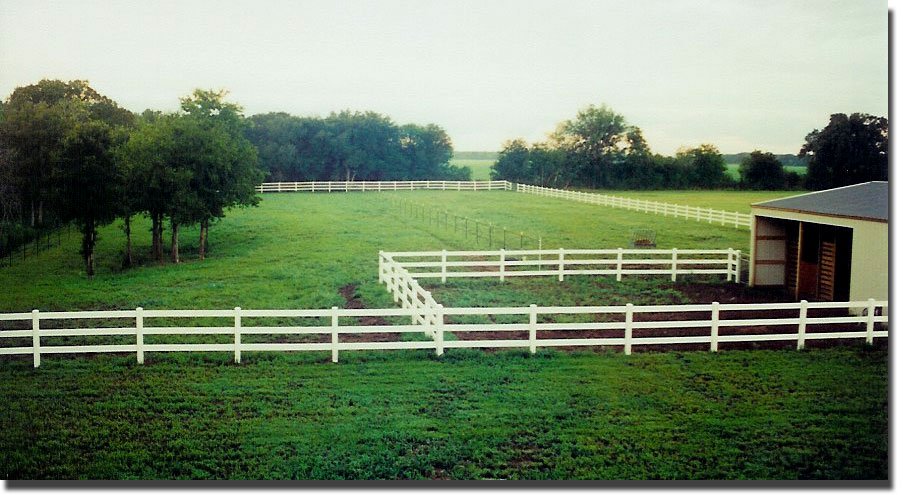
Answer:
[750,208,888,301]
[849,221,889,301]
[750,217,788,286]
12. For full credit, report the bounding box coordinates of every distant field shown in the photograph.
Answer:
[451,158,495,180]
[725,163,807,180]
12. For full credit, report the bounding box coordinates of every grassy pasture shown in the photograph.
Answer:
[450,158,494,180]
[1,190,776,312]
[0,190,887,480]
[725,163,807,181]
[0,348,886,480]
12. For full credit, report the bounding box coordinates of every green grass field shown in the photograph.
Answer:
[450,158,494,180]
[725,163,807,181]
[0,190,887,479]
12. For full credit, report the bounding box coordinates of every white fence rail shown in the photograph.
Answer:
[256,180,512,193]
[514,183,752,229]
[0,298,886,367]
[437,299,887,354]
[380,248,743,283]
[0,307,440,367]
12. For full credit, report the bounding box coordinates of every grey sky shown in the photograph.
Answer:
[0,0,888,154]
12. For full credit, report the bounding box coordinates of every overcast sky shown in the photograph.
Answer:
[0,0,888,155]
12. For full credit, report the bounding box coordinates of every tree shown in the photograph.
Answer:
[739,150,785,190]
[490,139,531,182]
[549,104,650,188]
[0,79,134,228]
[119,114,188,263]
[246,112,304,181]
[399,124,456,180]
[54,118,123,277]
[675,144,728,189]
[178,89,263,260]
[800,113,887,190]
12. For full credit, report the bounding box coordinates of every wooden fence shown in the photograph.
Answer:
[255,180,511,193]
[380,248,743,283]
[514,183,752,229]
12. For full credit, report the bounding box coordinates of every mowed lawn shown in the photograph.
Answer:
[0,190,888,480]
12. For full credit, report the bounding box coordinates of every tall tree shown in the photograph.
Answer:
[799,113,888,190]
[399,124,456,180]
[675,144,728,189]
[178,89,263,260]
[119,114,188,263]
[491,139,531,182]
[0,80,134,227]
[549,104,650,188]
[54,118,123,277]
[739,150,785,190]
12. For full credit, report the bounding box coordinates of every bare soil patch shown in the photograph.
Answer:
[339,283,403,343]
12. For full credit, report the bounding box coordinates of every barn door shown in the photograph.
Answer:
[798,223,819,300]
[817,239,836,301]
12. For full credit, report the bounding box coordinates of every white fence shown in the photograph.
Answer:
[380,248,742,283]
[514,183,752,229]
[256,180,511,193]
[0,307,440,367]
[438,299,887,354]
[1,298,885,367]
[0,248,886,368]
[253,180,752,229]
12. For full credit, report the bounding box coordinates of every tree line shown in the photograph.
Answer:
[0,79,470,277]
[245,111,469,182]
[491,104,887,191]
[0,80,263,276]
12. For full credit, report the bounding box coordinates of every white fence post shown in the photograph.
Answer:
[435,304,444,356]
[499,249,505,282]
[624,304,633,355]
[558,248,565,282]
[331,306,339,363]
[537,238,542,270]
[710,302,719,352]
[529,304,537,354]
[671,248,678,282]
[797,300,808,350]
[136,307,144,364]
[866,298,876,344]
[616,248,623,282]
[32,309,40,368]
[234,306,242,364]
[726,249,734,281]
[441,250,447,284]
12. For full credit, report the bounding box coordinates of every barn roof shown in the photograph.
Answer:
[751,181,888,223]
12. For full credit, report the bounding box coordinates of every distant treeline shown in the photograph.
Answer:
[722,152,807,168]
[246,112,470,183]
[489,104,886,191]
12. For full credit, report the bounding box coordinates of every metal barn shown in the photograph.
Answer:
[748,182,888,302]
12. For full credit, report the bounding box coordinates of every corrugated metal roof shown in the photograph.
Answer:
[752,181,888,222]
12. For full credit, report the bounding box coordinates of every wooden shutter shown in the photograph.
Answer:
[817,239,836,301]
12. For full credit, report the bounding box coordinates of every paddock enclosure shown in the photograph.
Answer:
[1,182,887,367]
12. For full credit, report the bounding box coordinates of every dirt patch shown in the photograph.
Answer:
[339,283,403,343]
